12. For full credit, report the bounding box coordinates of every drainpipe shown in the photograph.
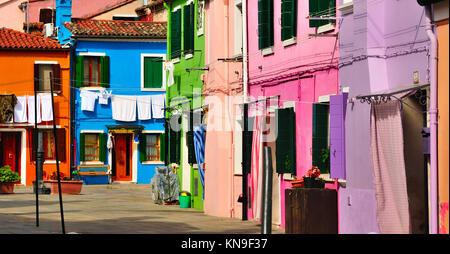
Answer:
[242,0,248,103]
[70,38,77,179]
[424,5,438,235]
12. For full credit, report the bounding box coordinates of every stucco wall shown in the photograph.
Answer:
[0,0,25,31]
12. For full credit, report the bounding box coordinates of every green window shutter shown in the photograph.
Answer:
[243,129,253,174]
[309,0,335,28]
[169,128,181,164]
[75,55,84,88]
[275,108,297,174]
[79,133,85,162]
[312,103,330,173]
[144,57,163,88]
[281,0,297,41]
[139,134,147,162]
[258,0,274,49]
[100,56,110,88]
[159,133,165,162]
[99,133,107,163]
[268,0,274,47]
[183,3,194,53]
[171,9,182,59]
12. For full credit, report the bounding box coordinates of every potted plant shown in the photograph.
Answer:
[303,166,324,188]
[43,171,84,195]
[0,165,20,194]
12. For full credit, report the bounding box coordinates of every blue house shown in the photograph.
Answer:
[63,18,167,184]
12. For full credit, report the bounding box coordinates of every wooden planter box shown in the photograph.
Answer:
[0,182,15,194]
[43,180,84,195]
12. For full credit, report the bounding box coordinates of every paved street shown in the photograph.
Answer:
[0,184,285,234]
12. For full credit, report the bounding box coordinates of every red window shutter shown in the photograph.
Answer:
[55,129,66,162]
[52,64,61,92]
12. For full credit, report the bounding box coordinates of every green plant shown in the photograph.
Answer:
[321,147,330,165]
[0,166,20,183]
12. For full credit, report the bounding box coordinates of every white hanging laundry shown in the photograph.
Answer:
[164,61,175,87]
[98,90,111,105]
[27,95,41,124]
[151,94,166,119]
[111,95,136,122]
[80,90,98,112]
[14,96,27,123]
[107,134,113,150]
[137,95,152,120]
[40,93,53,121]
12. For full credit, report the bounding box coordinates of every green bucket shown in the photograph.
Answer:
[179,195,191,208]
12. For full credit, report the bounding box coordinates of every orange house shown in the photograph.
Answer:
[0,28,71,186]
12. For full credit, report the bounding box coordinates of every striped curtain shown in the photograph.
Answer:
[193,124,206,200]
[370,100,411,234]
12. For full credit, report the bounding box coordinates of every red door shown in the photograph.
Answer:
[1,132,21,176]
[112,134,132,182]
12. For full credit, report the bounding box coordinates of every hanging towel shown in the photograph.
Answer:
[164,61,175,87]
[98,90,111,105]
[0,95,17,123]
[151,94,165,119]
[14,96,27,123]
[80,90,98,112]
[137,95,152,120]
[27,95,41,124]
[40,93,53,121]
[111,95,136,122]
[193,124,206,200]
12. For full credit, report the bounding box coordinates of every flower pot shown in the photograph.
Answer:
[43,180,84,195]
[0,182,15,194]
[303,177,316,188]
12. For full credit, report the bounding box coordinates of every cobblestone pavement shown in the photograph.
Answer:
[0,184,285,234]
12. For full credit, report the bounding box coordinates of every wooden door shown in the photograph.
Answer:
[112,134,132,182]
[1,132,21,176]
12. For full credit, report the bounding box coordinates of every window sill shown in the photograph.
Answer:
[338,2,354,15]
[142,161,165,165]
[185,53,193,60]
[80,87,106,92]
[80,161,104,165]
[282,37,297,47]
[172,57,180,64]
[43,160,62,164]
[261,47,274,56]
[141,88,166,92]
[317,23,335,34]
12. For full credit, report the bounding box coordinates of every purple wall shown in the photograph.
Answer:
[338,0,429,234]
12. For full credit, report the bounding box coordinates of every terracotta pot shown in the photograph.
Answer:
[43,180,84,195]
[0,182,15,194]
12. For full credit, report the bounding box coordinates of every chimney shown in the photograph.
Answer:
[55,0,72,44]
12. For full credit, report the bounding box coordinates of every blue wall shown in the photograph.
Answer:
[74,40,167,184]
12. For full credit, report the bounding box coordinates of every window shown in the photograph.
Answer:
[75,55,110,88]
[183,3,195,55]
[140,133,165,162]
[281,0,297,41]
[143,56,163,89]
[39,8,55,24]
[309,0,336,28]
[258,0,274,50]
[30,129,66,162]
[312,103,330,174]
[197,0,205,36]
[79,133,107,162]
[275,107,297,175]
[171,9,182,59]
[34,63,61,92]
[234,1,243,55]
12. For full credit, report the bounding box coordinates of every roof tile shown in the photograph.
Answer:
[0,27,63,50]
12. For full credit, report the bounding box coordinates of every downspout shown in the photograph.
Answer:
[226,0,234,218]
[424,5,438,235]
[70,38,78,179]
[242,0,248,103]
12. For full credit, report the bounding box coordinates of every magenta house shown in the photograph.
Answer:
[337,0,434,234]
[246,0,342,229]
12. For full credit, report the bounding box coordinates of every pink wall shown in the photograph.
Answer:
[27,0,133,22]
[203,0,244,219]
[0,0,25,31]
[247,0,339,228]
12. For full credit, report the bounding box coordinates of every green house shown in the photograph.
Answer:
[165,0,206,210]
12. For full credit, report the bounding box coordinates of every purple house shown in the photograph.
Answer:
[337,0,434,234]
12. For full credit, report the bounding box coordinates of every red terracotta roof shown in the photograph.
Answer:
[0,27,63,50]
[64,19,167,39]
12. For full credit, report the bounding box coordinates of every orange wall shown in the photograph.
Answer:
[0,50,71,186]
[437,20,449,234]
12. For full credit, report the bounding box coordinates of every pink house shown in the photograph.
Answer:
[246,0,340,229]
